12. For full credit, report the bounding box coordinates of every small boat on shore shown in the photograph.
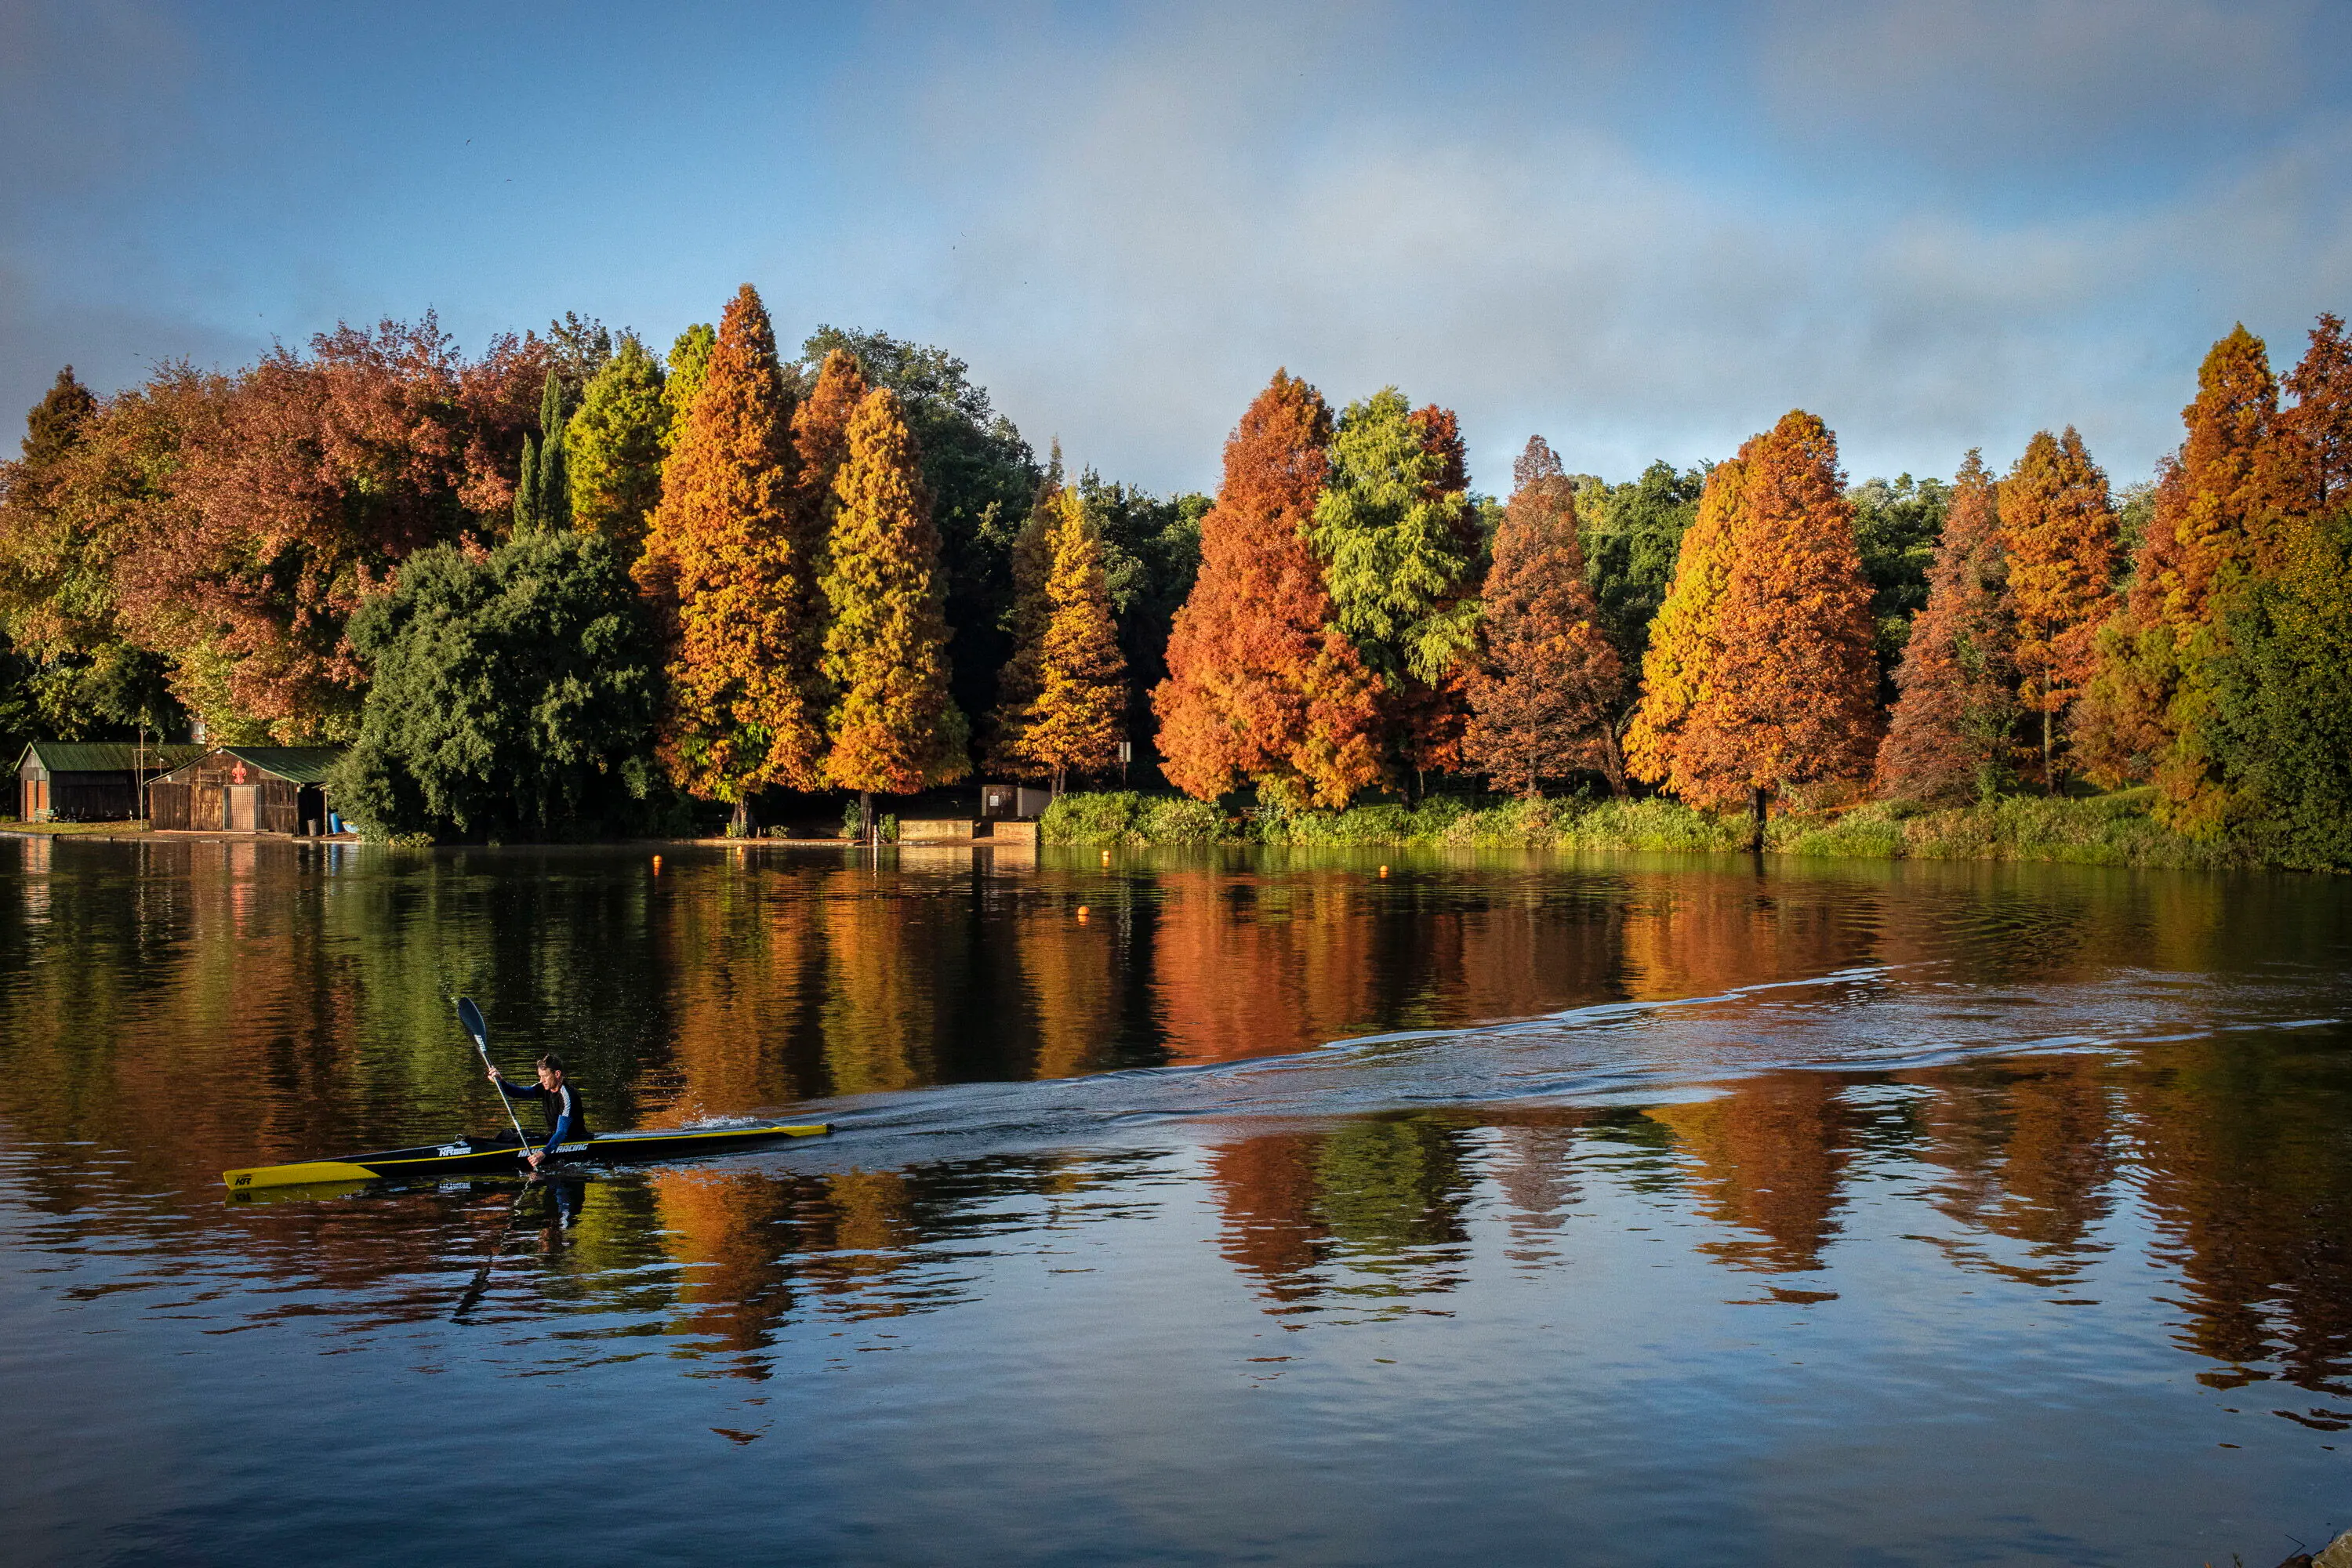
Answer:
[223,1121,832,1193]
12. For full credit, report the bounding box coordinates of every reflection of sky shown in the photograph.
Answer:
[7,2,2351,494]
[2,1098,2342,1567]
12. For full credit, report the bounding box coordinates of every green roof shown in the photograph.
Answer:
[216,746,345,785]
[16,741,207,775]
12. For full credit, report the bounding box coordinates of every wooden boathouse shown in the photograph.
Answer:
[14,741,205,822]
[147,746,344,835]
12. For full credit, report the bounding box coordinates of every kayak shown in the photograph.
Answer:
[223,1121,832,1193]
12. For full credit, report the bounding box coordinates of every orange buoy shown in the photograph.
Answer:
[1076,905,1091,921]
[1378,865,1388,877]
[652,855,663,874]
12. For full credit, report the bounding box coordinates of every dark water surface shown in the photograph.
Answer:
[3,836,2350,1566]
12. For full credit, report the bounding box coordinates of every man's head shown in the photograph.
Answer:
[535,1052,567,1091]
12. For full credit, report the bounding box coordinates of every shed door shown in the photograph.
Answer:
[229,786,256,832]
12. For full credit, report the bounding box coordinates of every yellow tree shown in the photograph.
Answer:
[820,387,969,833]
[1624,455,1747,785]
[1015,485,1127,793]
[633,285,826,830]
[1998,427,2117,790]
[1673,411,1879,845]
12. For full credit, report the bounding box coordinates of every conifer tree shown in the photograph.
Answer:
[663,323,717,449]
[821,386,969,833]
[2284,312,2352,513]
[635,284,826,828]
[1153,370,1381,808]
[1311,390,1482,788]
[1461,437,1624,797]
[1624,456,1748,784]
[512,433,540,533]
[566,335,670,548]
[1015,485,1127,793]
[791,347,871,536]
[1998,427,2116,789]
[1876,452,2018,803]
[986,443,1063,775]
[1672,411,1879,844]
[2075,457,2190,788]
[535,369,570,528]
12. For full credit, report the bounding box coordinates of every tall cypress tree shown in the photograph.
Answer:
[513,434,540,532]
[986,444,1064,775]
[1153,370,1381,808]
[821,387,969,833]
[635,284,826,827]
[535,370,571,529]
[1999,427,2117,789]
[1015,485,1127,793]
[1462,436,1624,797]
[1624,456,1748,786]
[1876,452,2018,803]
[1672,411,1880,844]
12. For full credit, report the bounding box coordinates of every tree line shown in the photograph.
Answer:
[1,289,2344,863]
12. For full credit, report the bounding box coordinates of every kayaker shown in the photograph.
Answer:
[485,1053,591,1170]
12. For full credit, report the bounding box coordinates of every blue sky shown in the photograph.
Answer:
[5,0,2350,495]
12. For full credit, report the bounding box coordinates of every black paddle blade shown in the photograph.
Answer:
[456,996,488,1050]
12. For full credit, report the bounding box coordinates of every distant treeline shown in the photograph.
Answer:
[0,292,2344,866]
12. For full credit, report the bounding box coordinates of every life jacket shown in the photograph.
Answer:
[540,1079,592,1143]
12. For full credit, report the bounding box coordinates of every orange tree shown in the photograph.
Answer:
[1998,428,2117,789]
[1672,411,1879,845]
[633,284,827,831]
[1461,436,1624,797]
[819,387,969,833]
[1875,451,2018,803]
[1014,485,1127,793]
[1152,370,1380,808]
[1623,455,1748,786]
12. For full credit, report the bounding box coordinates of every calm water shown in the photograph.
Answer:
[3,836,2350,1566]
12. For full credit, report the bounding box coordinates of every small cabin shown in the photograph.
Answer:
[147,746,345,835]
[14,741,205,822]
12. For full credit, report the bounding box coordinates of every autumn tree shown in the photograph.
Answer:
[566,334,669,547]
[1672,411,1880,845]
[2283,311,2352,512]
[109,314,546,739]
[1152,370,1381,808]
[1013,484,1127,793]
[820,386,970,833]
[791,347,872,538]
[1875,452,2018,803]
[1312,389,1482,790]
[985,444,1062,774]
[1461,436,1624,797]
[663,323,717,446]
[1624,456,1748,786]
[635,284,826,829]
[1998,427,2117,789]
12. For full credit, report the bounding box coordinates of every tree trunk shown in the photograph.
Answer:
[1748,786,1769,855]
[2042,706,2056,796]
[1598,724,1629,799]
[860,790,873,845]
[1053,765,1066,798]
[731,798,757,838]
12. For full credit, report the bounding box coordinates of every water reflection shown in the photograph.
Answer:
[4,837,2352,1560]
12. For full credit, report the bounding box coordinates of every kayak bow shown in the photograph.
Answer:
[223,1121,831,1193]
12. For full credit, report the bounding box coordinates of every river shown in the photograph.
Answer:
[2,835,2347,1566]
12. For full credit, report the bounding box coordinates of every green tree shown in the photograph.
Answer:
[566,335,670,548]
[1579,460,1706,667]
[985,446,1064,774]
[329,531,661,840]
[664,323,717,448]
[1849,473,1951,702]
[821,387,970,831]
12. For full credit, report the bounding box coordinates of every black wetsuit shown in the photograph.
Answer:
[494,1076,590,1158]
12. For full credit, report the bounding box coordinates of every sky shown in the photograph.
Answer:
[4,0,2350,496]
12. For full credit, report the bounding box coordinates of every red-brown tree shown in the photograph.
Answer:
[1875,452,2017,802]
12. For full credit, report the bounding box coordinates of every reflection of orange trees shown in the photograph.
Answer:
[1647,1073,1855,1272]
[2123,1043,2352,1392]
[1151,872,1371,1062]
[1016,898,1121,1080]
[1444,891,1620,1025]
[652,1168,803,1369]
[1617,870,1871,1002]
[1907,1058,2117,1282]
[1207,1117,1472,1311]
[818,887,940,1094]
[652,866,815,1120]
[1488,1116,1584,1264]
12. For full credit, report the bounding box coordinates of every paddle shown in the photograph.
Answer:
[451,1178,539,1322]
[456,996,536,1160]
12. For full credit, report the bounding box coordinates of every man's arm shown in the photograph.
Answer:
[540,1087,575,1156]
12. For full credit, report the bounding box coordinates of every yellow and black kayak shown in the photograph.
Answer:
[223,1121,832,1194]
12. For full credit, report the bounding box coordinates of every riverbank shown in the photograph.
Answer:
[1038,789,2281,870]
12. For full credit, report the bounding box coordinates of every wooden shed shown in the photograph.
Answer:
[147,746,344,835]
[14,741,205,822]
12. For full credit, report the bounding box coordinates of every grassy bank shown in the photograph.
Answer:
[1039,789,2264,869]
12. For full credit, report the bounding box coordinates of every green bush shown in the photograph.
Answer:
[1040,790,1149,844]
